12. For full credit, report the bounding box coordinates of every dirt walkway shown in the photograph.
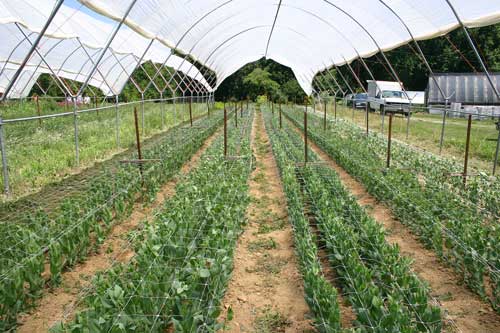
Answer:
[17,128,221,333]
[220,109,312,332]
[288,117,500,333]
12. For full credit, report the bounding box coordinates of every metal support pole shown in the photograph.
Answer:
[0,117,9,195]
[189,96,193,127]
[366,103,369,135]
[439,100,449,154]
[133,107,144,187]
[406,101,412,139]
[235,102,238,128]
[141,92,145,136]
[304,103,308,164]
[224,104,227,157]
[279,103,282,129]
[272,102,274,115]
[35,96,42,126]
[387,114,393,168]
[463,114,472,186]
[493,122,500,176]
[72,99,80,166]
[115,95,120,147]
[160,91,165,129]
[324,100,327,130]
[334,94,337,121]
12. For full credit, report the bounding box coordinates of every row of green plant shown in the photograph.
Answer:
[307,104,500,219]
[264,107,440,332]
[55,106,255,332]
[283,106,500,313]
[1,100,208,198]
[0,109,223,331]
[261,106,341,332]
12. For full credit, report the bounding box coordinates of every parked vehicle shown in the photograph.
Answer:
[353,93,368,109]
[367,80,410,115]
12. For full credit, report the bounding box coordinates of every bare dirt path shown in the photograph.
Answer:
[287,116,500,333]
[220,109,312,332]
[17,127,222,333]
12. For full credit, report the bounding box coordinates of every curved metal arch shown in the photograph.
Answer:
[0,29,35,79]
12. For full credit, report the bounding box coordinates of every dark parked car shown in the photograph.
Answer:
[353,93,368,108]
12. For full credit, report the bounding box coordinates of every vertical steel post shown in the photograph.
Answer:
[279,103,282,129]
[366,103,369,135]
[133,106,144,186]
[334,94,337,121]
[72,99,80,166]
[189,96,193,127]
[272,102,274,116]
[141,92,145,136]
[0,117,9,195]
[463,114,472,186]
[406,102,411,139]
[115,95,120,147]
[324,100,327,130]
[160,91,165,129]
[35,96,42,126]
[387,114,393,168]
[493,121,500,175]
[224,104,227,157]
[439,100,449,154]
[235,101,238,128]
[304,103,308,164]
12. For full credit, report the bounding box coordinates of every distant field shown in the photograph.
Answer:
[0,99,207,200]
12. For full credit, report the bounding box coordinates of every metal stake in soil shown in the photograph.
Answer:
[0,117,9,195]
[366,103,369,135]
[305,102,308,164]
[387,114,393,168]
[463,114,472,186]
[189,96,193,127]
[133,107,144,186]
[324,100,327,131]
[439,99,448,154]
[279,103,282,129]
[235,102,238,128]
[224,105,228,157]
[35,96,42,126]
[493,120,500,175]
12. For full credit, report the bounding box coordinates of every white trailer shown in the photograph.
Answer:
[367,80,410,115]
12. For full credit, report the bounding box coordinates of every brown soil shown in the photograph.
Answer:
[16,127,221,333]
[289,117,500,333]
[220,109,313,332]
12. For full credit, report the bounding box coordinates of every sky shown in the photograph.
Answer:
[64,0,111,23]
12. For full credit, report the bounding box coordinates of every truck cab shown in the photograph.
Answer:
[367,80,411,115]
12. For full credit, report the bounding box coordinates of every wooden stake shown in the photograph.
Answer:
[463,114,472,186]
[386,114,393,168]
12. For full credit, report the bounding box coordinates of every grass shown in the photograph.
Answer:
[247,238,278,252]
[254,306,292,333]
[0,99,208,200]
[247,253,287,274]
[306,103,499,172]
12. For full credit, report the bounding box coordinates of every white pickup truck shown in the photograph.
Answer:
[367,80,411,115]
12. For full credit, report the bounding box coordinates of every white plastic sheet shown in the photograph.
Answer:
[0,0,212,98]
[80,0,500,94]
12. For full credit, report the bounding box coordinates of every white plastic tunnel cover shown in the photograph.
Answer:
[80,0,500,95]
[0,0,212,98]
